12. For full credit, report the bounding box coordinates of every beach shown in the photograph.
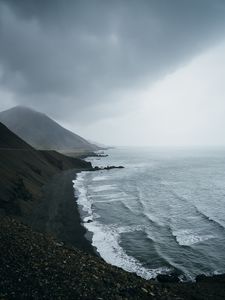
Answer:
[1,139,225,298]
[1,177,225,299]
[30,169,96,256]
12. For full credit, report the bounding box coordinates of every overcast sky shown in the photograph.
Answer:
[1,0,225,146]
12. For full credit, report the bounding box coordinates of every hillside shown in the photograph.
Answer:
[0,120,33,150]
[0,106,99,151]
[0,122,91,216]
[1,217,225,299]
[0,217,170,300]
[1,124,225,299]
[0,122,94,252]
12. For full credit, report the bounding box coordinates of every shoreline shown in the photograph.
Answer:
[1,145,225,298]
[2,216,225,299]
[74,152,225,285]
[30,168,97,256]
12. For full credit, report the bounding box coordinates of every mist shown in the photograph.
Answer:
[1,0,225,146]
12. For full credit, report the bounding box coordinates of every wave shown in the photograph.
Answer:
[73,172,171,279]
[169,189,189,203]
[93,191,127,199]
[134,185,147,213]
[193,206,225,231]
[173,229,215,246]
[73,172,92,216]
[92,175,108,181]
[90,184,117,192]
[166,189,220,245]
[73,166,225,280]
[85,221,171,280]
[95,198,122,203]
[168,188,225,231]
[144,212,165,228]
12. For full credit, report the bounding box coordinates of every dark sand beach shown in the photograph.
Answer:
[1,197,225,299]
[31,169,96,255]
[1,121,225,299]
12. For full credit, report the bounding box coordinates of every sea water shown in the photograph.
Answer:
[73,147,225,280]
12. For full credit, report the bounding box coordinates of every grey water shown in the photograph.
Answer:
[73,147,225,280]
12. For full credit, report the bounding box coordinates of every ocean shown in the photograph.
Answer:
[73,147,225,281]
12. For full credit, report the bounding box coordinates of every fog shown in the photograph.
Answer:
[73,42,225,146]
[1,0,225,146]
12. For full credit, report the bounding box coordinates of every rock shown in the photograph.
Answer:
[141,287,148,293]
[92,165,125,171]
[2,217,225,299]
[195,274,207,282]
[157,273,180,283]
[103,165,124,170]
[196,273,225,283]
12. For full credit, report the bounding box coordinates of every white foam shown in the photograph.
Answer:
[173,229,214,246]
[73,173,170,279]
[90,185,117,193]
[118,224,146,234]
[84,216,93,223]
[93,192,130,200]
[95,199,123,203]
[92,176,108,181]
[85,221,170,280]
[73,172,92,216]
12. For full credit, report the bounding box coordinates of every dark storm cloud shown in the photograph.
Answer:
[0,0,225,121]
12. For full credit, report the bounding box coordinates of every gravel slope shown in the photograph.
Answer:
[1,217,225,300]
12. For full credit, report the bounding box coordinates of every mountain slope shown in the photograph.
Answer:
[0,122,92,218]
[0,106,99,151]
[0,122,93,252]
[0,120,33,150]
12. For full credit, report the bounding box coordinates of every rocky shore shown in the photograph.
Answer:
[1,217,225,299]
[30,169,96,255]
[1,122,225,299]
[93,165,124,171]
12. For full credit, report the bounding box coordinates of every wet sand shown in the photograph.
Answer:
[31,168,96,256]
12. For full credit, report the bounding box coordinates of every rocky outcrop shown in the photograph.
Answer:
[94,165,124,171]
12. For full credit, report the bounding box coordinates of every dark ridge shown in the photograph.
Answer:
[0,122,33,150]
[0,122,93,254]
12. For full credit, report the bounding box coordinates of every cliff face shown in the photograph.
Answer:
[0,106,99,151]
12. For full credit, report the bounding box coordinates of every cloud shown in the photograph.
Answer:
[0,0,225,123]
[75,42,225,146]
